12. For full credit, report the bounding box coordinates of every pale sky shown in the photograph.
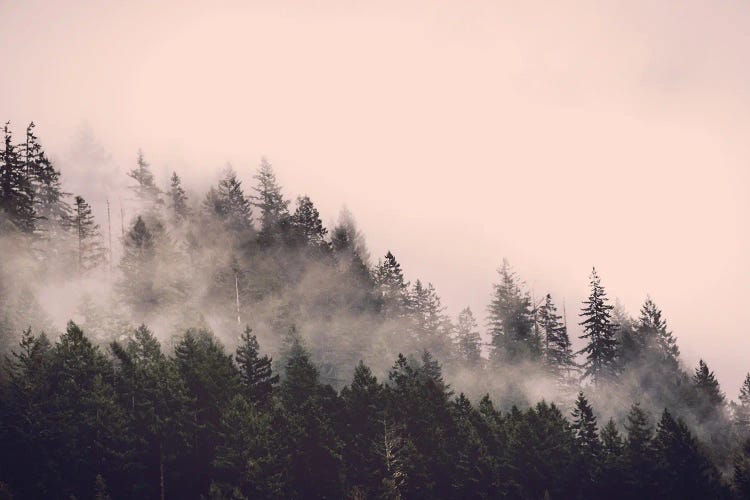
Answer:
[1,0,749,395]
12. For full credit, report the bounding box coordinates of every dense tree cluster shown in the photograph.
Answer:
[1,122,750,498]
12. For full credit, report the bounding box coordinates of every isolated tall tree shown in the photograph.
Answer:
[251,157,289,237]
[487,259,536,362]
[0,122,35,232]
[455,307,482,364]
[235,326,278,406]
[578,268,618,384]
[167,171,189,222]
[538,293,575,379]
[128,150,161,203]
[72,196,106,273]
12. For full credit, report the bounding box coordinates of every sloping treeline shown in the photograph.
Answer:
[1,122,750,498]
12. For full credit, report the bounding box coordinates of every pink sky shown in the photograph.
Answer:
[1,0,749,395]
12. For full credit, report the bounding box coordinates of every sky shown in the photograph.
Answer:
[1,0,749,394]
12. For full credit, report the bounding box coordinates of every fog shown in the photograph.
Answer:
[1,0,749,394]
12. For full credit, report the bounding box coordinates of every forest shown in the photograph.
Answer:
[0,121,749,499]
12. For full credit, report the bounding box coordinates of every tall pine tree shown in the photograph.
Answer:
[578,268,618,384]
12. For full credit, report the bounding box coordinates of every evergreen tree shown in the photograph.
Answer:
[538,293,575,379]
[455,307,482,364]
[636,297,680,369]
[571,392,600,496]
[167,171,189,222]
[408,280,452,358]
[693,359,726,420]
[117,216,157,314]
[214,165,253,233]
[735,373,750,435]
[487,259,537,363]
[251,156,289,240]
[578,267,618,384]
[653,409,723,499]
[0,122,35,232]
[128,150,161,203]
[373,251,409,318]
[623,402,656,498]
[289,195,327,248]
[235,325,278,406]
[599,418,626,499]
[734,438,750,499]
[73,195,106,273]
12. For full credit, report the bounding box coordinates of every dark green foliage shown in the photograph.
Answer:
[693,359,726,419]
[373,250,409,317]
[538,293,575,381]
[578,267,618,384]
[735,373,750,436]
[235,325,278,406]
[0,122,35,233]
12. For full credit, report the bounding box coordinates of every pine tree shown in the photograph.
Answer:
[693,359,726,420]
[487,259,536,363]
[653,409,723,499]
[235,325,278,406]
[215,165,253,233]
[571,392,600,495]
[128,150,161,203]
[373,251,409,318]
[599,418,626,499]
[408,280,452,358]
[167,171,188,222]
[0,122,35,232]
[734,373,750,435]
[117,216,158,314]
[734,438,750,499]
[623,402,655,497]
[73,195,106,273]
[455,307,482,364]
[251,156,289,239]
[636,297,680,369]
[578,268,618,384]
[289,195,327,248]
[538,293,575,379]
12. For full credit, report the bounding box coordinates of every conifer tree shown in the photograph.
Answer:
[167,171,189,222]
[455,307,482,364]
[487,259,537,363]
[538,293,575,379]
[73,195,106,273]
[571,392,600,495]
[251,157,289,238]
[623,402,655,497]
[599,418,626,498]
[637,297,680,369]
[214,166,253,233]
[0,122,35,232]
[734,373,750,435]
[578,268,618,384]
[693,359,725,420]
[128,150,161,203]
[289,195,327,247]
[235,325,278,406]
[734,438,750,499]
[373,251,409,317]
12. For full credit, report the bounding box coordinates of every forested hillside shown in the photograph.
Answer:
[1,122,749,498]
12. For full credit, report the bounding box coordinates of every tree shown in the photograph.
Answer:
[571,392,600,496]
[623,402,655,497]
[538,293,575,380]
[235,325,278,406]
[653,409,723,499]
[117,216,157,314]
[0,122,35,232]
[578,268,618,384]
[73,195,106,273]
[408,280,452,358]
[289,195,327,248]
[128,150,161,203]
[167,171,189,222]
[487,259,537,363]
[636,297,680,369]
[734,438,750,499]
[692,359,725,420]
[373,251,409,318]
[734,373,750,435]
[251,156,289,240]
[455,307,482,364]
[599,418,626,499]
[215,165,253,233]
